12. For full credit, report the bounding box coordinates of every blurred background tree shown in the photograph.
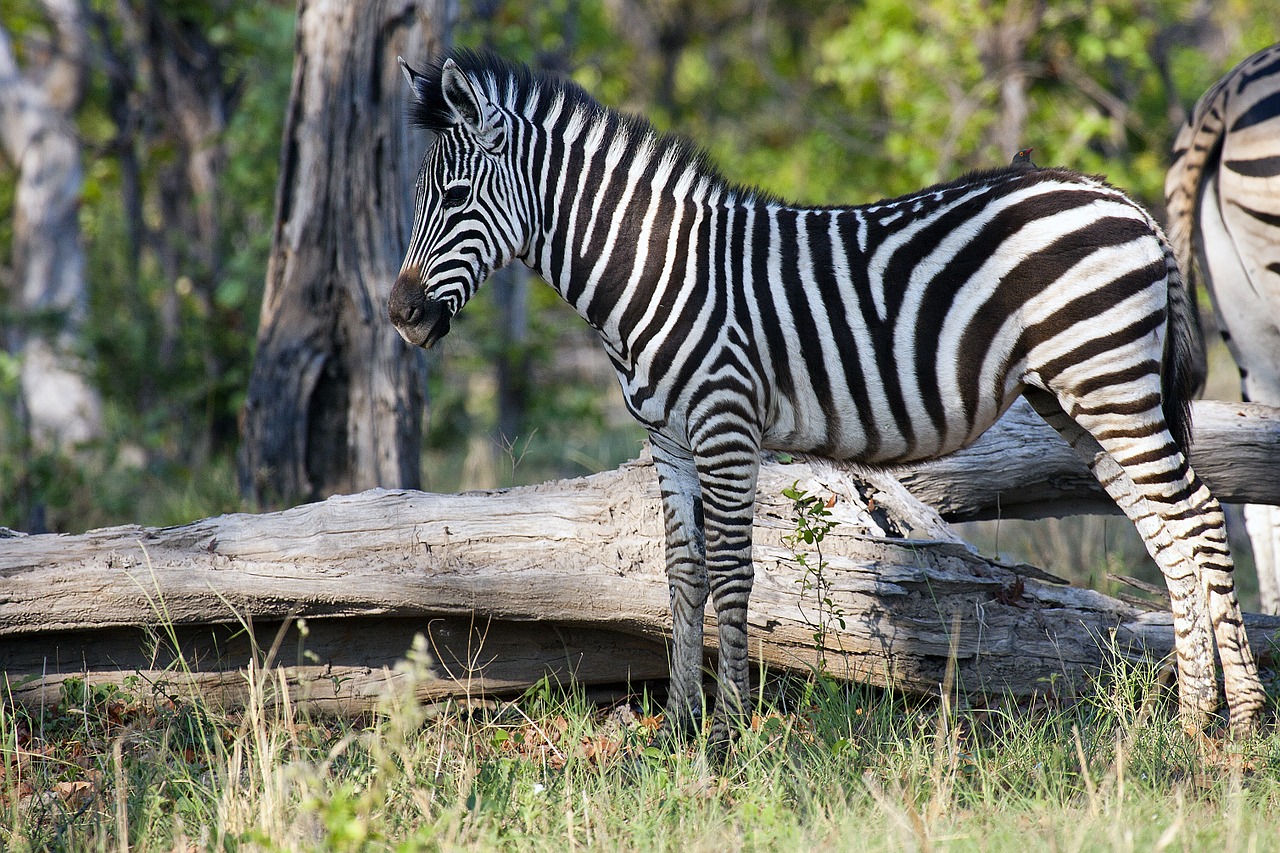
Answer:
[0,0,1276,594]
[0,0,101,533]
[2,0,296,530]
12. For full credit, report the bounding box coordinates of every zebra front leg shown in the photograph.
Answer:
[650,441,709,740]
[697,448,761,753]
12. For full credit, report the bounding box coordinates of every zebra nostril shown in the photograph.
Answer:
[404,305,422,326]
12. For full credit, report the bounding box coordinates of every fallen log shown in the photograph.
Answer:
[897,399,1280,520]
[4,453,1279,713]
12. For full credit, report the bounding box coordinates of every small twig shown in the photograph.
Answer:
[508,702,567,765]
[1106,573,1170,602]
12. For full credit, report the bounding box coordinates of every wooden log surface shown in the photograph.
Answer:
[896,399,1280,520]
[5,452,1280,713]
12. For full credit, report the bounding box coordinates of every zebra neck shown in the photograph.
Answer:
[524,142,756,364]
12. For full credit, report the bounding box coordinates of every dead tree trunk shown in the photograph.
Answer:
[5,452,1279,713]
[896,398,1280,520]
[238,0,454,507]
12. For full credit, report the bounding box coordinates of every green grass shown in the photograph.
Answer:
[5,642,1280,852]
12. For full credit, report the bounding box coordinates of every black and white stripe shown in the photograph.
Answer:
[391,50,1264,743]
[1166,42,1280,616]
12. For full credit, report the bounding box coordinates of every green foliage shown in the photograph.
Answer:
[78,0,294,444]
[656,0,1280,209]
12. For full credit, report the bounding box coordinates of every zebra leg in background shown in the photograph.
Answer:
[1239,366,1280,617]
[697,447,761,752]
[650,440,709,738]
[1195,169,1280,616]
[1020,389,1265,731]
[1244,505,1280,614]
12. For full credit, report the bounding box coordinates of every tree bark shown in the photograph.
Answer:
[6,451,1279,713]
[896,398,1280,520]
[0,1,103,454]
[238,0,454,507]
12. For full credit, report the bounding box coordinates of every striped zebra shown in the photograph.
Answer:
[1165,42,1280,614]
[390,50,1264,745]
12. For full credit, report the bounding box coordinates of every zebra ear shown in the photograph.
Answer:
[398,56,419,88]
[441,58,500,146]
[401,56,444,131]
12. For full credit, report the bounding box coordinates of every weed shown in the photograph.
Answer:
[782,481,847,678]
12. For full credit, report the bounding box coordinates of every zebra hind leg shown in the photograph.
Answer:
[1023,388,1265,733]
[650,443,710,742]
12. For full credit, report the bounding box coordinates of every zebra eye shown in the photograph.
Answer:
[442,184,470,209]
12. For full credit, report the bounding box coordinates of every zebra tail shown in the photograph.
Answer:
[1162,241,1197,453]
[1162,77,1230,395]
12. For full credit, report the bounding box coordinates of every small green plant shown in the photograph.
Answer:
[782,482,846,677]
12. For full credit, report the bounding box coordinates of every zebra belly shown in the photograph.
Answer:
[758,387,1017,466]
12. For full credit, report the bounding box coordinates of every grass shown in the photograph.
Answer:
[5,637,1280,852]
[3,334,1273,849]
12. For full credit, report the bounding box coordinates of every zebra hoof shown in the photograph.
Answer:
[707,715,744,763]
[1177,705,1217,736]
[1228,716,1262,739]
[652,711,700,750]
[1227,700,1265,738]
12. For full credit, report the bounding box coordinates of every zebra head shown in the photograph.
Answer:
[390,55,528,349]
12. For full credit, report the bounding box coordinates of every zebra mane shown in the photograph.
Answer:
[407,48,776,205]
[406,50,1088,212]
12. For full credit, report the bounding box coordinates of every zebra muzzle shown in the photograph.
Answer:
[389,278,452,349]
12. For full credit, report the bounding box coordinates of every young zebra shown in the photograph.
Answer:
[1165,42,1280,614]
[390,50,1265,745]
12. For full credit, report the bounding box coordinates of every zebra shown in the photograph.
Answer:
[389,50,1265,746]
[1165,42,1280,614]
